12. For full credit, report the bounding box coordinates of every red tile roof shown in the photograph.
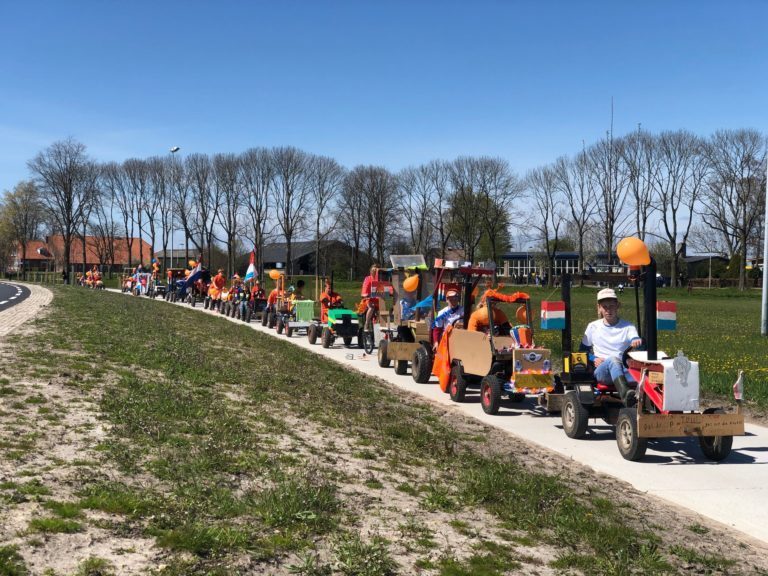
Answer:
[43,235,154,266]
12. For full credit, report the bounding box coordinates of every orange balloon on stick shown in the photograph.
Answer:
[268,269,281,281]
[617,237,650,266]
[403,274,419,292]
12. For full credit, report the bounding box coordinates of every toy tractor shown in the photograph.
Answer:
[307,277,360,348]
[433,269,554,414]
[279,299,314,338]
[541,237,745,461]
[376,255,433,375]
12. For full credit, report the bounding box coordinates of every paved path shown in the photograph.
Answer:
[0,282,53,339]
[0,282,30,312]
[113,290,768,545]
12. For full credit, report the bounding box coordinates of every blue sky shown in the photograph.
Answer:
[1,0,766,194]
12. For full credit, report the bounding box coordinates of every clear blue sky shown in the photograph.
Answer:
[1,0,766,195]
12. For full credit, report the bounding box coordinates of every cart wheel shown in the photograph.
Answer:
[267,312,276,328]
[395,360,408,375]
[245,309,252,323]
[276,317,284,334]
[190,296,196,307]
[286,325,294,338]
[377,340,391,367]
[261,310,269,326]
[616,408,647,461]
[343,336,353,346]
[321,326,333,348]
[699,408,733,461]
[411,345,432,383]
[362,331,375,354]
[308,323,318,345]
[480,375,503,415]
[449,364,467,402]
[562,391,589,439]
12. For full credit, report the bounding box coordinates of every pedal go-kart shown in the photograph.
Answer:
[540,237,745,461]
[376,255,433,374]
[278,299,314,338]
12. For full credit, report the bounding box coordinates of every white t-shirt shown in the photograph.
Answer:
[582,318,639,359]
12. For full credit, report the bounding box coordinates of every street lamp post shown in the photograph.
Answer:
[170,146,180,269]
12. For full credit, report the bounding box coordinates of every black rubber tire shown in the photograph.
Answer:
[190,297,196,307]
[267,312,276,328]
[286,325,294,338]
[203,297,210,309]
[363,332,375,355]
[562,391,589,439]
[276,317,284,335]
[411,345,432,383]
[698,408,733,461]
[616,408,648,461]
[245,309,252,323]
[230,304,237,318]
[449,363,467,403]
[343,336,353,346]
[480,375,503,415]
[394,360,408,375]
[308,323,319,345]
[321,326,332,348]
[261,310,269,326]
[377,340,391,367]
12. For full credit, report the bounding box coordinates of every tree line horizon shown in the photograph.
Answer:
[0,127,765,290]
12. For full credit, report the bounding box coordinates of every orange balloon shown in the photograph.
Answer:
[403,274,419,292]
[617,237,650,266]
[188,259,197,268]
[268,269,281,281]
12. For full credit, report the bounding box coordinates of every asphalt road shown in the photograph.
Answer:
[127,291,768,545]
[0,282,30,312]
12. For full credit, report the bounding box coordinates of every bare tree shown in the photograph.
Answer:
[425,159,452,259]
[101,162,137,269]
[240,148,274,279]
[169,156,192,264]
[652,130,708,286]
[701,129,767,290]
[90,184,120,274]
[553,153,596,279]
[308,155,345,279]
[2,181,44,278]
[448,157,484,262]
[527,164,564,287]
[362,166,399,265]
[271,146,311,275]
[339,169,366,277]
[588,134,631,257]
[27,138,95,278]
[475,156,523,265]
[147,156,174,269]
[618,129,658,240]
[186,153,218,264]
[212,153,242,276]
[398,165,435,255]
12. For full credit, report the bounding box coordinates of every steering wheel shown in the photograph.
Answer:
[621,339,645,368]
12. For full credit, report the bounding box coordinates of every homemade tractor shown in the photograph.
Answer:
[307,277,360,348]
[541,237,745,461]
[376,255,433,374]
[428,262,553,414]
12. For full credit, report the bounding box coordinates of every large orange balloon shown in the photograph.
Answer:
[403,274,419,292]
[268,269,281,280]
[617,237,650,266]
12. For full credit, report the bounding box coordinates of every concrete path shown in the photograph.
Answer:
[118,291,768,545]
[0,282,52,339]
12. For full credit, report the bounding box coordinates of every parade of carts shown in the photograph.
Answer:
[120,236,746,464]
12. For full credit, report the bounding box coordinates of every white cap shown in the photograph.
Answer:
[597,288,618,301]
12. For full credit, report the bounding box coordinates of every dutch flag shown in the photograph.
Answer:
[244,250,256,282]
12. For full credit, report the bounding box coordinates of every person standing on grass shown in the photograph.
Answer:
[580,288,643,407]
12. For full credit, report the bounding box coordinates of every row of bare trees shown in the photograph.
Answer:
[3,129,765,290]
[527,128,766,290]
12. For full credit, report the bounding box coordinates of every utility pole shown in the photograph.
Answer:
[761,157,768,336]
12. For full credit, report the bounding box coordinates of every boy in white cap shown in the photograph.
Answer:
[431,289,464,344]
[580,288,643,406]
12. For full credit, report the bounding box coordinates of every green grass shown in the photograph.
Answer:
[27,517,82,534]
[0,286,753,573]
[0,545,28,576]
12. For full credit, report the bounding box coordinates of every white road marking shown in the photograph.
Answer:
[0,301,7,305]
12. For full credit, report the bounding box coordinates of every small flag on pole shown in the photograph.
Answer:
[541,301,566,330]
[244,250,256,282]
[656,301,677,330]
